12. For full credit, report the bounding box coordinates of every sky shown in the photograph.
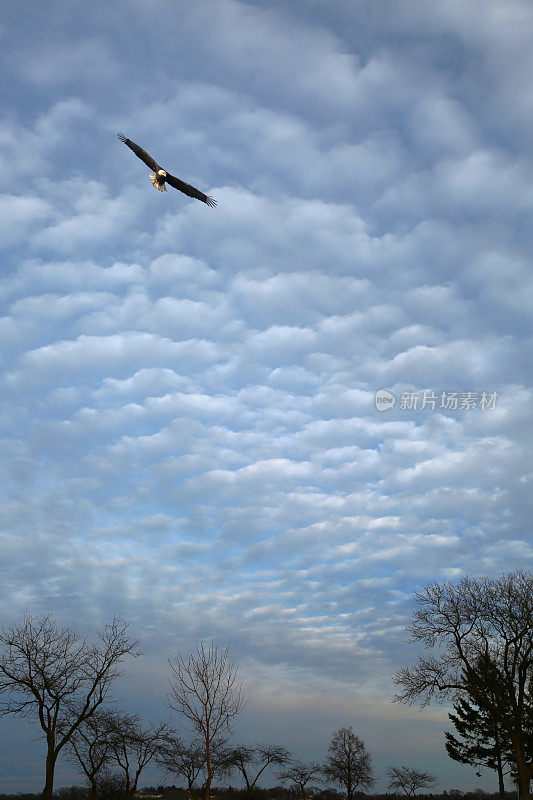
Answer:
[0,0,532,793]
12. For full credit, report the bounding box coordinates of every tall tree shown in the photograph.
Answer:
[386,766,438,797]
[167,642,245,800]
[322,727,375,800]
[225,744,291,793]
[277,760,323,800]
[0,614,139,800]
[392,570,533,800]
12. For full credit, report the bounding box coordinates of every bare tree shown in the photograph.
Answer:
[392,571,533,800]
[322,727,374,800]
[277,760,323,800]
[95,768,127,800]
[387,766,438,797]
[108,716,167,800]
[0,614,139,800]
[68,709,122,800]
[157,733,206,796]
[225,744,291,793]
[157,732,231,798]
[167,642,245,800]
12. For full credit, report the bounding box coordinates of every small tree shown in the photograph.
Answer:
[387,766,438,797]
[96,768,127,800]
[68,709,122,800]
[226,744,291,793]
[322,727,374,800]
[167,642,245,800]
[157,734,206,796]
[109,716,167,800]
[0,614,139,800]
[277,760,323,800]
[157,732,231,797]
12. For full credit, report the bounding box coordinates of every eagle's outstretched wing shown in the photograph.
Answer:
[118,133,161,173]
[165,172,217,207]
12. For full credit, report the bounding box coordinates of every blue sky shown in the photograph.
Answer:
[0,0,532,793]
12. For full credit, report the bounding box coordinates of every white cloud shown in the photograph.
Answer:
[0,194,53,247]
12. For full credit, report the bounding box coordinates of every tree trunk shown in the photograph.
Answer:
[204,741,212,800]
[497,765,506,799]
[495,752,505,800]
[512,731,532,800]
[42,748,56,800]
[514,757,531,800]
[516,768,530,800]
[493,725,506,800]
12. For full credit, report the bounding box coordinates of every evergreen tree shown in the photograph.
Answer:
[445,694,510,798]
[446,658,533,799]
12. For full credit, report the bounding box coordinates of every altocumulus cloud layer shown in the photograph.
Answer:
[0,0,532,791]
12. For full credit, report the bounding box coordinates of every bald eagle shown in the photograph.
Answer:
[118,133,217,207]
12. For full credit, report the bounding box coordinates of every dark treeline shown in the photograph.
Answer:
[0,789,521,800]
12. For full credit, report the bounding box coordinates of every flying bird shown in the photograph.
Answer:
[118,133,217,207]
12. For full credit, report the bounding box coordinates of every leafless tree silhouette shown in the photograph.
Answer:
[0,614,139,800]
[277,760,323,800]
[68,709,124,800]
[322,727,374,800]
[109,715,167,800]
[387,766,438,797]
[225,744,291,793]
[168,642,245,800]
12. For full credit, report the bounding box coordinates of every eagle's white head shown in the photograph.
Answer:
[157,169,167,178]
